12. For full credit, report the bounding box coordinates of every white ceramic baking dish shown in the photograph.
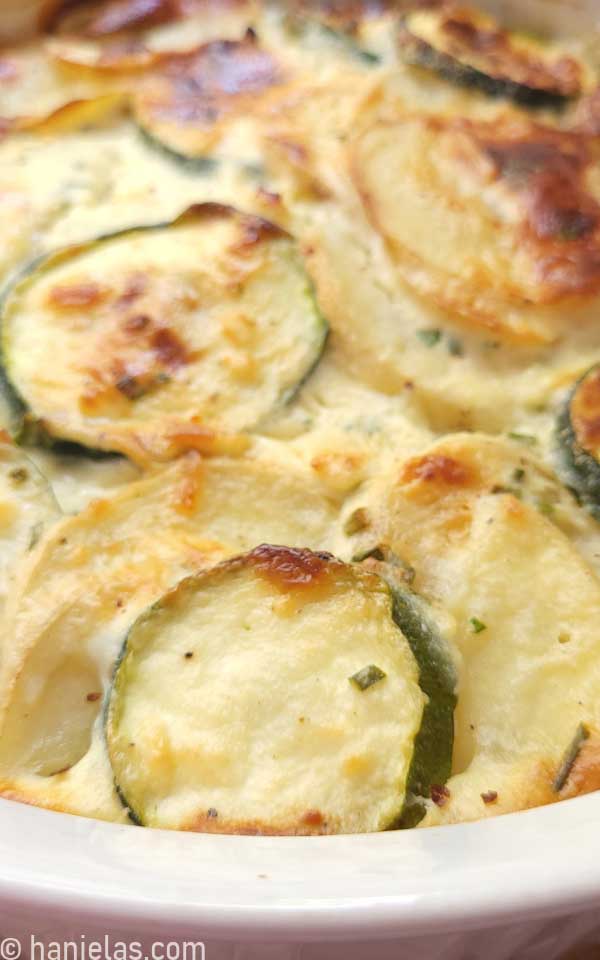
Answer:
[1,2,600,958]
[2,790,600,959]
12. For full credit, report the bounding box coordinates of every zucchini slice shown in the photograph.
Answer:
[0,451,338,821]
[132,34,284,166]
[557,364,600,517]
[1,203,327,464]
[398,6,584,107]
[349,433,600,825]
[106,545,426,834]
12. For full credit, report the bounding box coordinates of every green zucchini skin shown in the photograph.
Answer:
[556,365,600,520]
[398,20,568,110]
[391,589,457,828]
[135,124,278,184]
[135,125,220,174]
[352,548,456,827]
[136,124,271,181]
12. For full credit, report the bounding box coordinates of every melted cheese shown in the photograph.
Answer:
[0,0,598,832]
[107,548,424,834]
[342,433,600,820]
[0,436,60,625]
[0,451,338,818]
[3,205,326,463]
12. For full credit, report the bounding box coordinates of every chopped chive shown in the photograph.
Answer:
[553,722,589,792]
[28,522,43,551]
[349,664,386,691]
[8,467,28,485]
[343,507,370,536]
[490,484,521,498]
[469,617,487,634]
[416,328,441,347]
[537,500,555,517]
[512,468,526,483]
[507,432,537,446]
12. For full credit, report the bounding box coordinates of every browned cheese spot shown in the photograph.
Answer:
[473,121,600,300]
[48,282,108,309]
[438,6,581,96]
[140,33,282,128]
[401,453,473,487]
[49,0,180,37]
[571,368,600,453]
[247,544,342,598]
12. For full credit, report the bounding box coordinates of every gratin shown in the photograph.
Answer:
[0,0,599,834]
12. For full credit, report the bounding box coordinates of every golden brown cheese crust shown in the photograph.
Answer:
[48,0,237,36]
[248,543,339,592]
[65,0,181,37]
[0,0,600,833]
[570,367,600,453]
[135,32,282,130]
[475,123,600,301]
[350,108,600,351]
[400,3,583,97]
[186,807,335,835]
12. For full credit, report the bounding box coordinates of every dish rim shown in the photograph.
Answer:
[1,791,600,939]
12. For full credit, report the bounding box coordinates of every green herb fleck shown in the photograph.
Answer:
[512,468,526,483]
[553,722,589,792]
[537,500,555,517]
[349,664,386,691]
[28,522,44,551]
[343,507,370,536]
[8,467,28,485]
[491,484,521,498]
[417,328,441,347]
[469,617,487,634]
[507,431,537,446]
